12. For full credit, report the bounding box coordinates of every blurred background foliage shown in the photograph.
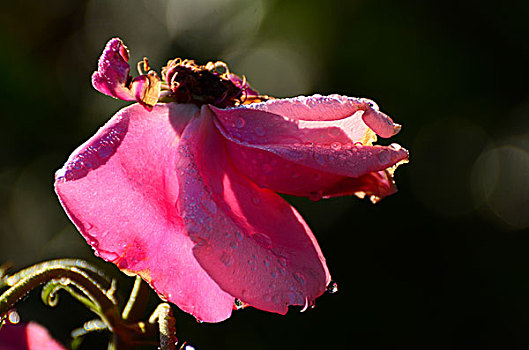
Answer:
[1,0,529,348]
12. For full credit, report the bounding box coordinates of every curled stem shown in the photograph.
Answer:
[1,259,113,292]
[0,266,119,326]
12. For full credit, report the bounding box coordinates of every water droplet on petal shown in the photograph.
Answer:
[293,272,306,286]
[326,280,338,294]
[278,256,288,267]
[220,251,234,266]
[389,143,402,151]
[331,141,342,150]
[377,150,391,166]
[230,241,239,250]
[235,118,245,128]
[202,198,217,214]
[271,271,278,278]
[8,310,20,324]
[255,126,265,136]
[309,191,323,201]
[300,297,310,312]
[97,145,113,159]
[234,298,245,310]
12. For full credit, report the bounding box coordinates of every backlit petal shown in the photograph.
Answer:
[211,99,408,199]
[175,106,330,314]
[55,103,236,322]
[91,38,136,101]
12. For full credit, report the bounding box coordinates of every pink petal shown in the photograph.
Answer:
[175,106,331,314]
[0,322,65,350]
[229,94,400,138]
[211,98,408,199]
[55,103,236,323]
[91,38,135,101]
[361,107,402,138]
[222,141,402,199]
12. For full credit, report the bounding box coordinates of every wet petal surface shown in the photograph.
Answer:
[175,106,330,314]
[55,103,236,322]
[211,97,408,199]
[91,38,136,101]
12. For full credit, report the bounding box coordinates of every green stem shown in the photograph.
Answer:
[122,275,150,321]
[0,266,119,325]
[1,259,112,292]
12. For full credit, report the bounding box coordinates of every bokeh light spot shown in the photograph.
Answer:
[472,144,529,230]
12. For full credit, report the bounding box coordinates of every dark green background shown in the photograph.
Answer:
[1,0,529,349]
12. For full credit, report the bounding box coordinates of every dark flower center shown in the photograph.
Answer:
[161,59,270,108]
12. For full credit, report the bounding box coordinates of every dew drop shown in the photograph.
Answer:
[235,118,246,128]
[234,298,244,310]
[278,256,288,267]
[255,126,265,136]
[98,250,120,262]
[331,141,342,150]
[377,150,391,166]
[271,271,278,278]
[300,297,310,312]
[8,310,20,324]
[230,241,239,250]
[220,251,234,266]
[326,280,338,294]
[235,231,243,241]
[293,272,306,286]
[202,198,217,214]
[97,145,113,159]
[309,191,323,201]
[389,143,402,151]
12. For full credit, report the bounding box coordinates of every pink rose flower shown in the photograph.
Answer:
[0,322,65,350]
[55,38,408,322]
